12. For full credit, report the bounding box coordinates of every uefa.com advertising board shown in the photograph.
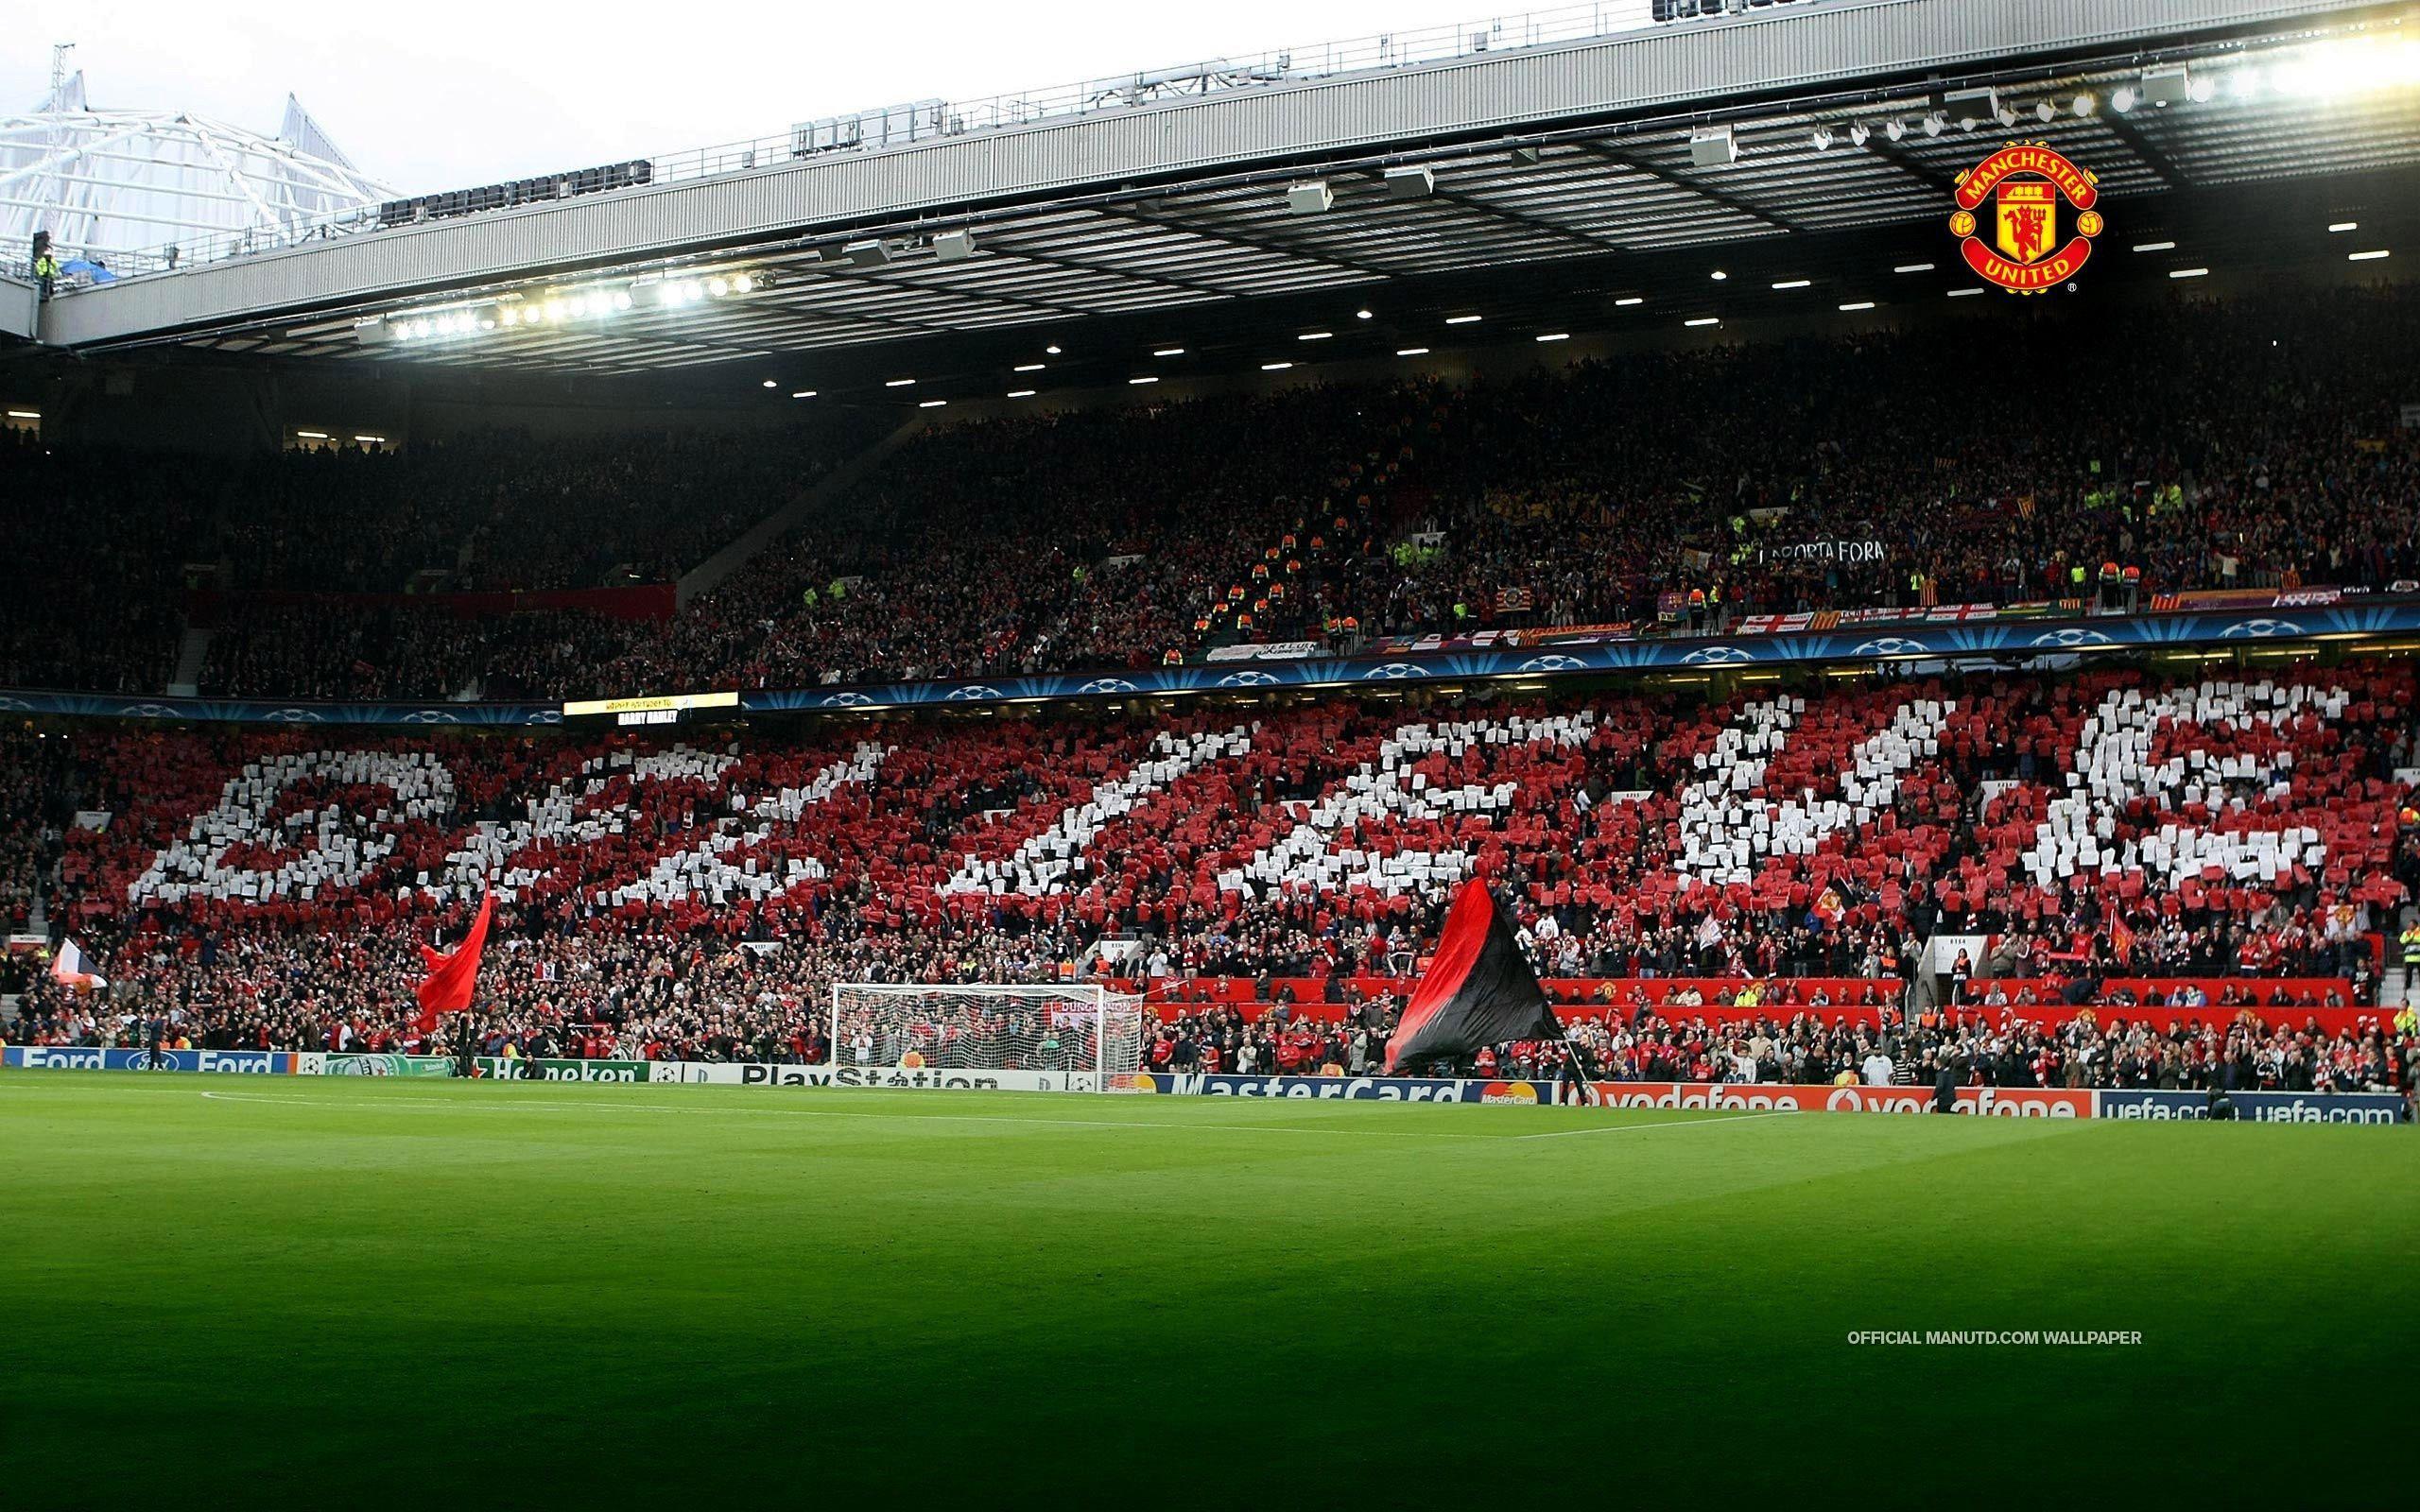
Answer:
[3,1048,2405,1124]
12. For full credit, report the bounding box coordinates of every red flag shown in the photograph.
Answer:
[415,892,493,1034]
[1385,882,1558,1073]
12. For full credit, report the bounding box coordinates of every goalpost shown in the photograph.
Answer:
[830,983,1148,1088]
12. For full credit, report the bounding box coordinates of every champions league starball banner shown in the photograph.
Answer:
[7,597,2419,726]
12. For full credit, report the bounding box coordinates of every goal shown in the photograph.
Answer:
[829,983,1148,1084]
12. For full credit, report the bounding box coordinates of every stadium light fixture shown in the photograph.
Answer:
[1810,127,1834,151]
[1129,376,1159,385]
[1685,317,1720,327]
[1535,332,1569,342]
[790,390,816,399]
[1395,347,1429,356]
[1946,286,1985,298]
[1014,363,1046,372]
[2348,249,2391,261]
[1614,296,1644,306]
[918,399,947,408]
[1709,269,1728,281]
[1356,308,1374,320]
[1046,345,1062,354]
[1884,119,1906,142]
[2072,93,2097,116]
[1382,166,1433,199]
[2133,240,2177,252]
[1848,123,1870,147]
[1772,278,1810,289]
[1839,301,1876,311]
[1260,361,1293,370]
[1444,315,1482,324]
[843,239,893,267]
[295,429,328,438]
[2328,221,2359,232]
[1007,389,1036,398]
[761,379,777,388]
[1893,262,1936,274]
[885,378,916,387]
[1152,347,1184,356]
[1922,112,1945,136]
[2113,86,2136,112]
[2169,268,2209,279]
[354,435,386,444]
[933,229,976,263]
[2033,100,2056,123]
[1298,331,1333,341]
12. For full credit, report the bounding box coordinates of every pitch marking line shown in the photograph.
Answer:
[196,1090,1516,1141]
[1516,1109,1793,1141]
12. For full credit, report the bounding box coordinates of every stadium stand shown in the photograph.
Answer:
[6,663,2413,1095]
[5,288,2415,702]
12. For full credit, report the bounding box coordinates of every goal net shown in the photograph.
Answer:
[830,984,1148,1083]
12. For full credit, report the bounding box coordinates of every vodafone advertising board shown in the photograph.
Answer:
[1586,1082,2095,1117]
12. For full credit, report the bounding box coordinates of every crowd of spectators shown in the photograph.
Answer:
[0,421,873,696]
[1144,997,2415,1097]
[9,914,2411,1105]
[8,285,2413,702]
[4,662,2415,1106]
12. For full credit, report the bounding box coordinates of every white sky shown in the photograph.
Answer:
[1,1,1597,195]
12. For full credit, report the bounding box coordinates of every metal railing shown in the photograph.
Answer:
[26,1,1810,284]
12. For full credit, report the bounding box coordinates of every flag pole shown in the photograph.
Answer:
[1549,1013,1601,1108]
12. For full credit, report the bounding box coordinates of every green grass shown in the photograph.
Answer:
[1,1072,2413,1510]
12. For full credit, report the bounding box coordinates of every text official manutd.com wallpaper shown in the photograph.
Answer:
[1,2,2417,1509]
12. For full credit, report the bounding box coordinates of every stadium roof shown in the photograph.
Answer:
[2,63,389,270]
[20,0,2420,393]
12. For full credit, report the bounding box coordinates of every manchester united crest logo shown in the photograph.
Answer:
[1948,143,2102,294]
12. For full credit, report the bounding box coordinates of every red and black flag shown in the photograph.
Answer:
[1385,881,1562,1073]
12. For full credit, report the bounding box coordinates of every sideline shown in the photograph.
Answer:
[193,1089,1522,1141]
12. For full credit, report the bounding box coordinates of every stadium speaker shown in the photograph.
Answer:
[1687,127,1737,168]
[1383,165,1434,199]
[933,229,977,263]
[1286,180,1334,215]
[1943,87,1999,129]
[2141,66,2191,107]
[843,239,893,267]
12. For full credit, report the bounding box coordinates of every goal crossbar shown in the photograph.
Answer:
[830,983,1146,1084]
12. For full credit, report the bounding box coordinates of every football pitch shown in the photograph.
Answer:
[2,1073,2412,1509]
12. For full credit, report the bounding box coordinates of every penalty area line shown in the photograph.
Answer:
[1515,1109,1794,1141]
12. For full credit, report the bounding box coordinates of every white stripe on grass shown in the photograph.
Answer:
[1516,1108,1795,1141]
[196,1090,1507,1141]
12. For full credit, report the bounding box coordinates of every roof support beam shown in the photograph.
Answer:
[1570,141,1806,235]
[976,239,1242,302]
[1368,170,1632,256]
[1105,203,1394,282]
[1858,140,1962,197]
[2100,113,2184,189]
